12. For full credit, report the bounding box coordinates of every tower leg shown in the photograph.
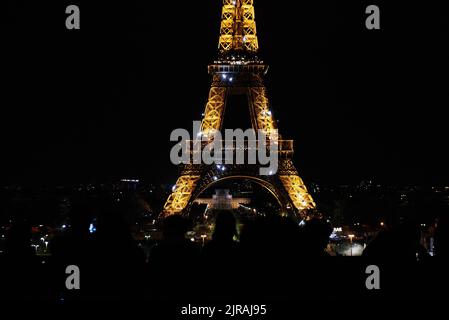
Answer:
[248,86,277,136]
[279,175,316,212]
[162,86,227,216]
[249,87,316,214]
[162,175,200,216]
[200,87,227,137]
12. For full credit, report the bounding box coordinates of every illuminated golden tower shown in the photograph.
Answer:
[162,0,316,218]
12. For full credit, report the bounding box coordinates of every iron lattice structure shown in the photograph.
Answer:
[219,0,259,54]
[162,0,316,219]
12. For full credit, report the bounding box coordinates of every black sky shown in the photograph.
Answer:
[2,0,448,187]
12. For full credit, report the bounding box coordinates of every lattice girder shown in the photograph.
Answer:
[200,87,227,137]
[242,5,255,21]
[279,175,317,211]
[218,0,259,54]
[163,175,201,215]
[249,87,277,136]
[221,20,234,35]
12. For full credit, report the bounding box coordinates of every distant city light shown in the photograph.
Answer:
[89,223,96,234]
[121,179,139,183]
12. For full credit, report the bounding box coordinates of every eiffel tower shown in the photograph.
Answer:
[162,0,316,218]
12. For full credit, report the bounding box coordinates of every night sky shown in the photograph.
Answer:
[3,0,448,187]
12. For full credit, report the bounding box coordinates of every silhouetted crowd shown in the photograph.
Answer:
[0,198,448,302]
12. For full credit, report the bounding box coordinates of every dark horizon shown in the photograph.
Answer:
[3,0,448,187]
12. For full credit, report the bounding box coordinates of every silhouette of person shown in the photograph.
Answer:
[363,220,429,262]
[203,210,239,261]
[79,197,146,300]
[201,210,240,298]
[238,214,302,299]
[4,220,35,259]
[428,213,449,298]
[48,198,94,301]
[1,218,42,300]
[300,218,333,257]
[149,214,200,299]
[362,219,430,298]
[434,214,449,259]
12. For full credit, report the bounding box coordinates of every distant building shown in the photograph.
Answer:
[194,189,250,210]
[117,179,140,191]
